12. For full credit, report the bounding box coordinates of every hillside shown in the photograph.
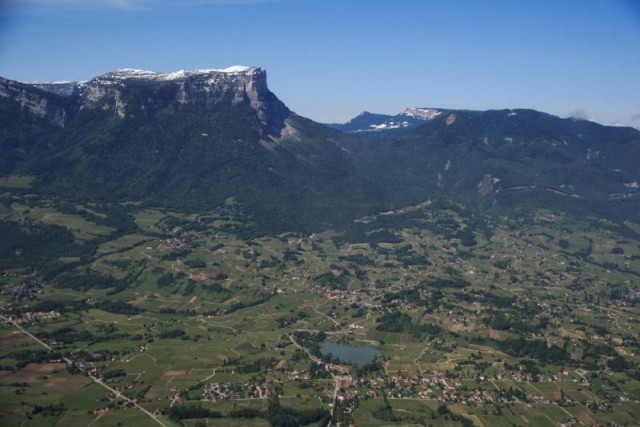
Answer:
[351,109,640,222]
[0,68,370,232]
[1,68,639,233]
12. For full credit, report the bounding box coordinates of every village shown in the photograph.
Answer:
[202,379,272,401]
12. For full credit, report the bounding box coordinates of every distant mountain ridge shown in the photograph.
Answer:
[327,107,445,137]
[29,81,87,97]
[1,66,639,233]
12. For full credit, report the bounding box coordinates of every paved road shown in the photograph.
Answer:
[1,313,170,427]
[289,333,344,427]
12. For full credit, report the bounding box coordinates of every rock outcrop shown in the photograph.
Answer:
[2,66,289,138]
[0,77,70,126]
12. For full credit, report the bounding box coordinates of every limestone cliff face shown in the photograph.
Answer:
[4,66,290,138]
[82,79,128,118]
[168,67,288,136]
[0,77,70,126]
[82,67,284,123]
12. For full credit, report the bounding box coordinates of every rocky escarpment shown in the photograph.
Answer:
[157,67,289,139]
[0,77,71,126]
[6,66,290,139]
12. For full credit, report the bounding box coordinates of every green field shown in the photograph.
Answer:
[1,193,640,426]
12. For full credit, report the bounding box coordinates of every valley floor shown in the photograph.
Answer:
[1,192,640,426]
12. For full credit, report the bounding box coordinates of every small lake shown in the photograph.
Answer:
[320,342,380,366]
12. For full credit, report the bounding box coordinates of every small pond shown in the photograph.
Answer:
[320,342,380,366]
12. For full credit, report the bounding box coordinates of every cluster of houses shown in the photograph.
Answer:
[347,368,592,405]
[0,281,37,304]
[6,310,60,324]
[202,380,271,401]
[308,283,375,306]
[153,237,192,251]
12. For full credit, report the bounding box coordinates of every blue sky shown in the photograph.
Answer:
[0,0,639,126]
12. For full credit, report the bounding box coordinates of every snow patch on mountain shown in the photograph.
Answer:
[404,107,441,120]
[369,121,410,130]
[101,66,259,82]
[328,107,445,137]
